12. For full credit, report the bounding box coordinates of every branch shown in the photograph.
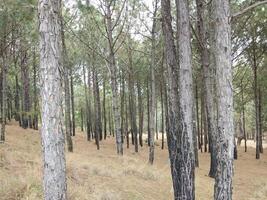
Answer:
[232,0,267,20]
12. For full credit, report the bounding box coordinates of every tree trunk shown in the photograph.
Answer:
[92,64,101,150]
[103,79,107,139]
[161,0,195,198]
[137,81,143,147]
[83,65,91,141]
[212,0,234,198]
[105,1,123,155]
[70,68,75,136]
[120,71,125,144]
[196,0,217,177]
[33,48,38,130]
[38,0,67,198]
[147,78,150,146]
[258,87,263,153]
[252,43,260,159]
[241,80,247,152]
[80,107,84,132]
[0,54,7,142]
[60,12,73,152]
[160,82,164,150]
[20,50,31,129]
[149,0,158,164]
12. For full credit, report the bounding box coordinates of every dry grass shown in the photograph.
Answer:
[0,120,267,200]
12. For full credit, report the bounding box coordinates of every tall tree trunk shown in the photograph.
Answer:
[0,54,7,142]
[105,1,123,155]
[241,80,247,152]
[137,81,143,147]
[70,68,75,136]
[15,75,20,123]
[212,0,234,198]
[149,0,158,164]
[160,82,164,150]
[252,43,260,159]
[92,64,101,150]
[33,48,38,130]
[258,87,263,153]
[147,78,151,146]
[83,65,91,141]
[176,0,195,197]
[195,83,201,151]
[80,107,84,132]
[103,79,107,139]
[38,0,67,198]
[20,50,31,129]
[120,71,125,144]
[60,12,73,152]
[161,0,195,198]
[196,0,217,177]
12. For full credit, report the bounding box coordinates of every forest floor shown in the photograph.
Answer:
[0,121,267,200]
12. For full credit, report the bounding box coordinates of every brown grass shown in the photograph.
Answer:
[0,120,267,200]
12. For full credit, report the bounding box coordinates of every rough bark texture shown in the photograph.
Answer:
[176,0,195,198]
[161,0,195,198]
[38,0,67,199]
[212,0,234,198]
[196,0,217,178]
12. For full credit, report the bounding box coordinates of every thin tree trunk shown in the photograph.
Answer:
[70,68,75,136]
[92,64,100,150]
[258,87,263,153]
[252,43,260,159]
[148,1,158,164]
[137,81,143,147]
[160,82,164,150]
[103,79,107,139]
[60,11,73,152]
[0,54,7,142]
[241,80,247,152]
[33,48,38,130]
[83,65,91,141]
[147,78,150,146]
[105,1,123,155]
[80,107,84,132]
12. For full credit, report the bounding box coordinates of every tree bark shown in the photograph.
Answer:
[33,48,39,130]
[38,0,67,198]
[103,79,107,139]
[212,0,234,198]
[149,0,158,164]
[137,81,143,147]
[60,11,73,152]
[70,67,75,136]
[161,0,195,198]
[105,1,123,155]
[196,0,217,177]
